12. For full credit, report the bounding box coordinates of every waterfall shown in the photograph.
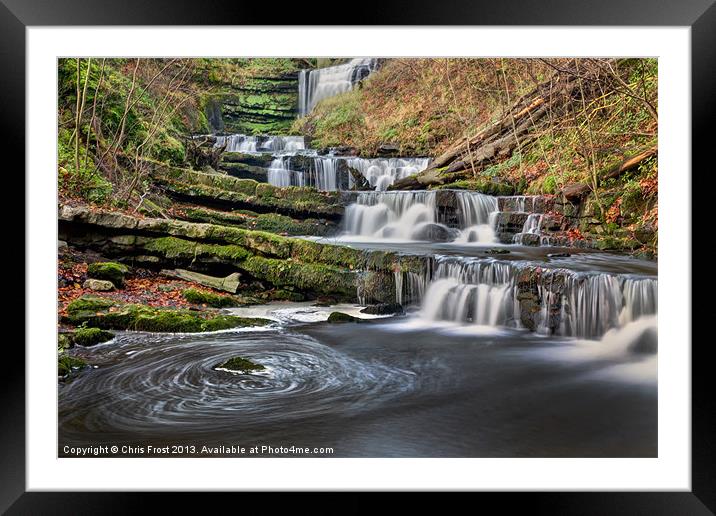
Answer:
[513,214,544,244]
[267,156,339,190]
[419,256,658,339]
[343,191,439,239]
[215,134,305,153]
[453,191,500,244]
[343,157,431,191]
[298,58,378,116]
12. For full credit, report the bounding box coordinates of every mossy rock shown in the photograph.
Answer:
[58,352,87,377]
[182,288,238,308]
[214,356,265,373]
[66,295,116,314]
[72,327,115,347]
[87,262,129,287]
[269,289,305,302]
[64,295,270,333]
[327,312,363,323]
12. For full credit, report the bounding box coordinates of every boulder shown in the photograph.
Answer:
[83,278,115,291]
[327,312,362,323]
[410,223,454,242]
[87,262,129,287]
[360,303,404,315]
[162,269,241,294]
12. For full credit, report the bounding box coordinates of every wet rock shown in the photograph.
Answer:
[518,233,541,246]
[327,312,363,323]
[410,223,453,242]
[547,253,571,258]
[485,248,510,255]
[360,303,404,315]
[72,327,115,347]
[82,278,115,291]
[214,356,265,373]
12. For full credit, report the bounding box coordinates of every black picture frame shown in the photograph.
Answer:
[4,1,711,512]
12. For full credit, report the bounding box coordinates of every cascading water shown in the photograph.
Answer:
[267,156,339,190]
[343,191,439,239]
[513,214,544,244]
[298,58,378,116]
[343,190,501,243]
[344,157,431,191]
[215,134,305,153]
[453,191,499,244]
[418,255,657,339]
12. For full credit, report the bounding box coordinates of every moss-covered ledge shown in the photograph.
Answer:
[63,295,270,333]
[59,205,429,303]
[58,205,426,275]
[149,165,345,219]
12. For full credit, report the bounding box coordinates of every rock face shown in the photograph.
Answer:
[360,303,404,315]
[82,278,115,291]
[148,165,346,220]
[59,205,429,304]
[205,73,299,135]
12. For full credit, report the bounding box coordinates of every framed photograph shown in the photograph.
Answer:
[6,0,712,511]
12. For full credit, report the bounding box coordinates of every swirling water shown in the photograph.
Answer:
[59,299,657,457]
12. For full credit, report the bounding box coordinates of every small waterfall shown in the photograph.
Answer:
[298,58,378,116]
[420,256,658,338]
[344,157,431,191]
[394,269,430,306]
[267,157,296,188]
[343,191,438,239]
[513,213,544,244]
[452,191,499,244]
[267,156,339,190]
[215,134,305,153]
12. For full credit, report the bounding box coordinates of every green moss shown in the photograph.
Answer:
[64,295,270,333]
[58,352,87,377]
[269,289,305,302]
[240,256,356,299]
[327,312,362,323]
[183,288,238,307]
[87,262,129,287]
[214,356,265,373]
[66,295,116,314]
[72,327,115,346]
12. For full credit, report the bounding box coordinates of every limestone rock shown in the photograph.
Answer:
[83,278,115,291]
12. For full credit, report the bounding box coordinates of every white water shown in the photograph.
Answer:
[343,191,439,239]
[265,155,430,192]
[298,58,378,116]
[215,134,305,153]
[343,190,500,243]
[344,157,431,191]
[418,256,658,339]
[513,213,543,244]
